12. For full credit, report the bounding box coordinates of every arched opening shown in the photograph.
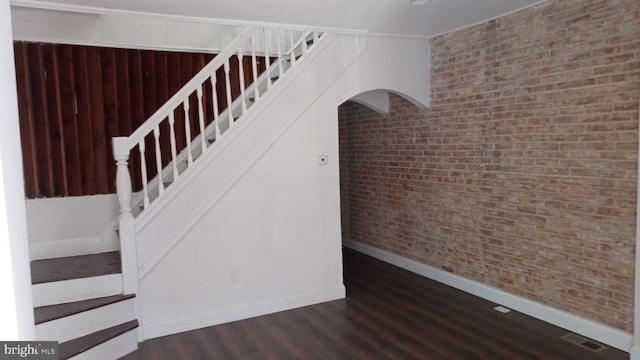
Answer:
[338,90,425,248]
[337,90,427,308]
[344,89,428,115]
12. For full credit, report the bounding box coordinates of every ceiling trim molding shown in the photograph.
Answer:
[366,31,429,40]
[11,35,226,53]
[10,0,370,35]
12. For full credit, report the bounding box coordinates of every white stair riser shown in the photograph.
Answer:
[32,274,123,307]
[69,328,138,360]
[36,298,136,343]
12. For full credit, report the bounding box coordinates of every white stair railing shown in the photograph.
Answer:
[112,27,324,294]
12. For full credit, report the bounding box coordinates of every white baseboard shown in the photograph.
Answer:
[141,285,346,340]
[342,238,633,353]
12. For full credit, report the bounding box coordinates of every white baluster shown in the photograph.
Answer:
[224,59,234,127]
[153,125,164,195]
[183,100,193,165]
[302,32,309,56]
[168,112,179,181]
[263,28,272,89]
[196,86,206,151]
[138,140,149,208]
[289,30,297,66]
[238,52,247,113]
[210,76,221,140]
[112,137,138,295]
[277,30,284,78]
[251,35,260,100]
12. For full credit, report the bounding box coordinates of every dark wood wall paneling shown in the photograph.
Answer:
[14,42,270,198]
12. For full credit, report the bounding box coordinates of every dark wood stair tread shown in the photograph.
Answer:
[34,294,135,325]
[31,252,121,284]
[59,319,138,360]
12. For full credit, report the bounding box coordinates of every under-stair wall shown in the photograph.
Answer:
[136,33,429,339]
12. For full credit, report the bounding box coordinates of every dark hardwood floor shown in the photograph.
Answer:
[121,248,627,359]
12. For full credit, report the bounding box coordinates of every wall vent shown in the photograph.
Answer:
[561,333,606,352]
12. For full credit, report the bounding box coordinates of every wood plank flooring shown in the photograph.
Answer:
[121,248,627,359]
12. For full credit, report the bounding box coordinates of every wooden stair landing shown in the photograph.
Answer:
[31,251,121,284]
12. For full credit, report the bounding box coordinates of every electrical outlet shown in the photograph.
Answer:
[230,269,239,285]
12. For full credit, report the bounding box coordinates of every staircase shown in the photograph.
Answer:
[28,26,327,359]
[31,252,138,359]
[116,27,323,217]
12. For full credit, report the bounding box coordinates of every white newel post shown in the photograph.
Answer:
[113,137,139,295]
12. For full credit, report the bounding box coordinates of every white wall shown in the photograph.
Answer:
[26,195,120,260]
[135,33,429,339]
[339,34,430,107]
[139,104,347,338]
[0,0,35,340]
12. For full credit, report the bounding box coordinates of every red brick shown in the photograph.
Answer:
[339,0,639,333]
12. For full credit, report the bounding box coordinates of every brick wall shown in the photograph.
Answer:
[339,0,640,332]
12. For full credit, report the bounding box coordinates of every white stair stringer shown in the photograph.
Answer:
[35,297,136,344]
[31,274,123,307]
[132,31,319,212]
[135,33,367,280]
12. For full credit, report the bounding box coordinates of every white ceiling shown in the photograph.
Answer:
[12,0,547,37]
